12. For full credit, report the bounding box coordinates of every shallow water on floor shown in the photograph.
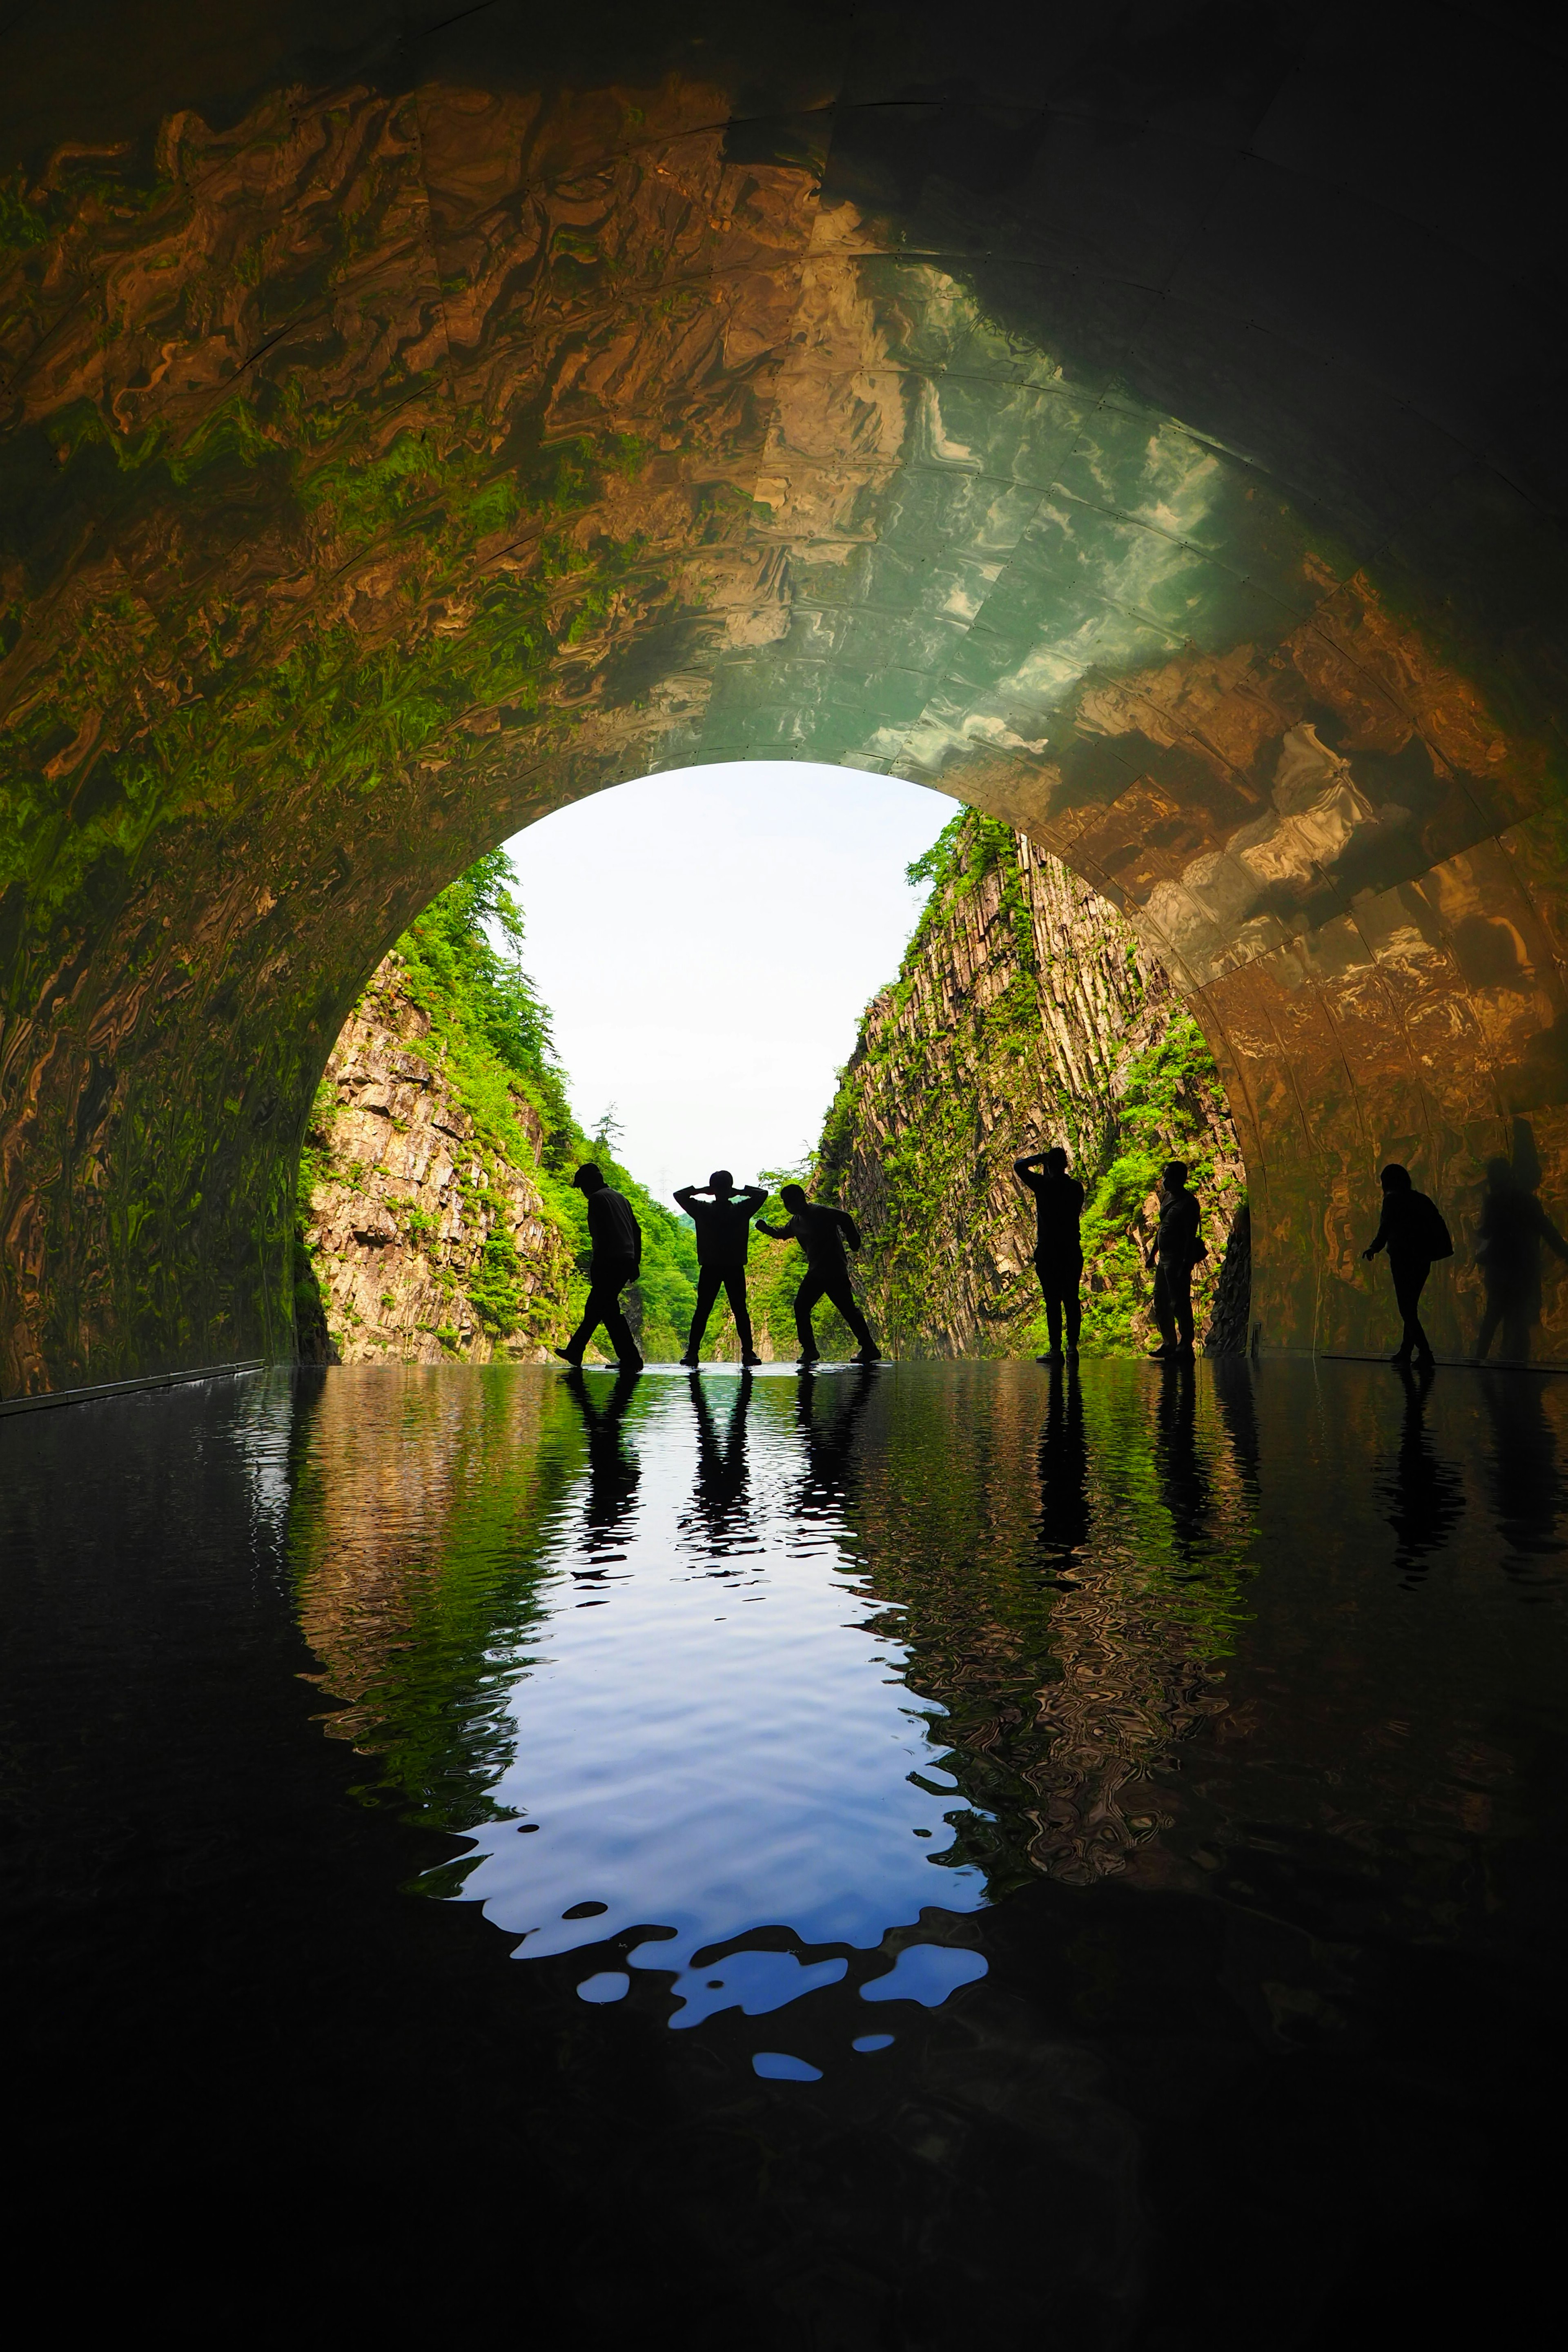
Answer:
[3,1357,1565,2343]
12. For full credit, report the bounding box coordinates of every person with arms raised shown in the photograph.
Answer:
[1015,1144,1085,1363]
[674,1169,766,1367]
[554,1163,644,1371]
[756,1183,880,1366]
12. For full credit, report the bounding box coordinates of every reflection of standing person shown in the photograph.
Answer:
[555,1163,644,1370]
[673,1170,766,1367]
[1037,1364,1089,1561]
[1363,1163,1450,1368]
[792,1361,878,1525]
[1481,1368,1564,1573]
[1015,1146,1084,1363]
[1474,1156,1568,1363]
[684,1366,755,1548]
[1153,1357,1211,1559]
[1379,1360,1463,1583]
[562,1365,642,1548]
[1146,1161,1203,1361]
[755,1184,879,1364]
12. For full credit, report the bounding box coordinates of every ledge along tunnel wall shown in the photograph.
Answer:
[2,0,1566,1392]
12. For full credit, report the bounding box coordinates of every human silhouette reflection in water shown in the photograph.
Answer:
[1212,1356,1262,1502]
[1036,1366,1089,1575]
[682,1368,755,1553]
[1474,1122,1568,1364]
[791,1363,878,1531]
[562,1366,641,1578]
[1153,1359,1212,1562]
[1379,1361,1464,1585]
[1480,1370,1564,1578]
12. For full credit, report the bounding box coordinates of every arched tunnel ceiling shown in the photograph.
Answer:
[2,0,1566,1389]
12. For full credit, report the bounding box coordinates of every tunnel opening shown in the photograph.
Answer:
[290,760,1255,1370]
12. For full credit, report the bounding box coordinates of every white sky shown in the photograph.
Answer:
[500,763,953,1202]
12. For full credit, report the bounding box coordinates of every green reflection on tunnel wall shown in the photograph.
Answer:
[4,38,1568,1389]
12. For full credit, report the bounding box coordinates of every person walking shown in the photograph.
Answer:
[555,1162,644,1370]
[1146,1160,1204,1361]
[674,1169,766,1367]
[1363,1162,1451,1367]
[755,1183,880,1365]
[1015,1145,1085,1362]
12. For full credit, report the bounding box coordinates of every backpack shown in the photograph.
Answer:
[1421,1195,1454,1261]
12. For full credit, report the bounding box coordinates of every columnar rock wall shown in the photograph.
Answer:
[817,818,1247,1357]
[298,956,570,1364]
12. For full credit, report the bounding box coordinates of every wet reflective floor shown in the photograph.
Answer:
[3,1359,1564,2342]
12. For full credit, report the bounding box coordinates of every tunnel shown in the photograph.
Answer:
[2,0,1565,1393]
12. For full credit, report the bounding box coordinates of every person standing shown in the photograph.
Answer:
[1363,1162,1451,1367]
[555,1163,644,1370]
[1146,1160,1203,1361]
[755,1183,880,1365]
[674,1169,766,1367]
[1015,1145,1085,1362]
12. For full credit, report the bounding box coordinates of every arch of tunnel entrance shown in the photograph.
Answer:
[2,0,1566,1393]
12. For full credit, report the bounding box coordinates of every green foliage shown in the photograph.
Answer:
[388,850,697,1356]
[822,810,1239,1358]
[1075,1014,1229,1355]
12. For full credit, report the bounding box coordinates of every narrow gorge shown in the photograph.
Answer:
[298,815,1247,1364]
[816,811,1250,1359]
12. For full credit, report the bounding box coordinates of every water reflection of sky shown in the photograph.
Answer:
[447,1369,990,2027]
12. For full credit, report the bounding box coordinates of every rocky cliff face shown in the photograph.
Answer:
[297,955,570,1365]
[816,816,1247,1356]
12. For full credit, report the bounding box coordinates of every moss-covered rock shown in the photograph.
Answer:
[813,813,1248,1356]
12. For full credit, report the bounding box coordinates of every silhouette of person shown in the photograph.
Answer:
[1146,1160,1203,1361]
[1363,1162,1450,1367]
[1015,1145,1084,1363]
[1037,1364,1089,1564]
[673,1169,766,1367]
[1212,1355,1261,1502]
[1481,1368,1564,1575]
[1474,1152,1568,1364]
[683,1366,755,1551]
[562,1364,641,1555]
[1154,1356,1212,1561]
[1379,1359,1463,1583]
[555,1163,644,1370]
[792,1359,878,1526]
[756,1183,879,1364]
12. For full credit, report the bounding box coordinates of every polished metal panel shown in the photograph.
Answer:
[1,4,1564,1385]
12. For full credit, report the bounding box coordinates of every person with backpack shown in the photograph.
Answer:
[1146,1161,1205,1362]
[554,1163,644,1371]
[1363,1162,1452,1367]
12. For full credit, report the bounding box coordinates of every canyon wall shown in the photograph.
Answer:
[294,855,703,1366]
[815,815,1248,1358]
[297,954,571,1365]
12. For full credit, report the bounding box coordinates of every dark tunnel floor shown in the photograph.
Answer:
[2,1357,1562,2343]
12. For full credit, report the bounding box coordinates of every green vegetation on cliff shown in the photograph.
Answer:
[298,848,700,1361]
[813,811,1247,1358]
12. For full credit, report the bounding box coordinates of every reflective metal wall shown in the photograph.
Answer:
[2,2,1564,1385]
